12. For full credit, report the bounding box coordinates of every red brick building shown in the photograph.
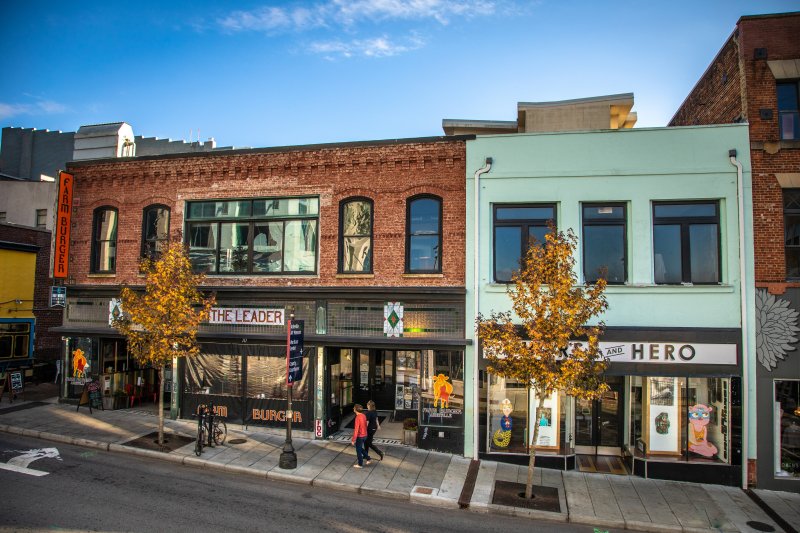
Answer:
[670,12,800,490]
[58,136,471,453]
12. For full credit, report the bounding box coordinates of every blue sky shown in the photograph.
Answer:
[1,1,797,149]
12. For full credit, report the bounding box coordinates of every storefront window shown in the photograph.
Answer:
[530,390,564,450]
[184,353,242,397]
[395,351,420,411]
[420,350,464,428]
[248,353,309,401]
[630,375,730,463]
[487,374,529,454]
[64,337,99,398]
[775,380,800,478]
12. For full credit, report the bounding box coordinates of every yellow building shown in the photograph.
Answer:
[0,242,37,369]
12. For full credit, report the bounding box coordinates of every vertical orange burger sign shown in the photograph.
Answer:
[53,171,74,279]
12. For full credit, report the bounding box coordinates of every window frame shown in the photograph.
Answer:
[405,194,443,274]
[338,196,374,274]
[140,204,171,262]
[35,209,47,229]
[581,202,627,284]
[777,80,800,141]
[184,196,319,275]
[492,203,556,284]
[91,206,119,274]
[652,201,721,285]
[783,189,800,280]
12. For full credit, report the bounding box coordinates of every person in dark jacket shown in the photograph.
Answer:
[364,400,384,461]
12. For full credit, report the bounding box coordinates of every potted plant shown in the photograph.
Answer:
[402,417,418,446]
[113,388,128,410]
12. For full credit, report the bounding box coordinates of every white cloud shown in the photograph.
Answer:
[218,0,496,32]
[309,34,425,59]
[331,0,496,25]
[0,99,68,120]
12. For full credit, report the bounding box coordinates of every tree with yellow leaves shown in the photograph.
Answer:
[477,224,608,500]
[113,242,214,447]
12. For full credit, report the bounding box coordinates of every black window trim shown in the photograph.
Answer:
[140,204,171,262]
[581,202,628,285]
[91,205,119,274]
[338,196,374,274]
[492,202,556,284]
[783,188,800,280]
[777,79,800,141]
[405,194,443,274]
[184,196,320,276]
[652,200,721,285]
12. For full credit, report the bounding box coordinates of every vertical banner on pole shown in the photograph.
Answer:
[287,320,304,386]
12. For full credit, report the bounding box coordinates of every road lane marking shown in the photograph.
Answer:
[0,463,49,476]
[0,448,61,476]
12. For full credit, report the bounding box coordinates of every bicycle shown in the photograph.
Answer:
[194,403,227,456]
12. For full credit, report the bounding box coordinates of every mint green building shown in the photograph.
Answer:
[463,124,753,486]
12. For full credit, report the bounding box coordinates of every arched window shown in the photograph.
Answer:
[339,197,373,273]
[406,195,442,273]
[91,206,118,273]
[141,205,170,261]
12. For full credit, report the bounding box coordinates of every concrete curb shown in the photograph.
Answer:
[267,469,313,485]
[359,486,408,501]
[487,503,568,522]
[568,514,624,529]
[624,520,684,533]
[313,478,359,492]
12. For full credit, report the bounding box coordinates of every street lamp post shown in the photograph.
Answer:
[279,309,297,469]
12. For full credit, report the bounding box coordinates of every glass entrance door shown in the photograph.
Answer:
[575,377,624,455]
[352,349,395,411]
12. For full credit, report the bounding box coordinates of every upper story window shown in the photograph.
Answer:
[778,81,799,140]
[339,198,373,273]
[406,195,442,273]
[141,205,170,261]
[35,209,47,229]
[185,197,319,274]
[653,202,720,285]
[91,207,119,273]
[582,203,627,284]
[784,189,800,279]
[493,204,555,283]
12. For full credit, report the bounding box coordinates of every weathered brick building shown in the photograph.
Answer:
[58,136,472,453]
[670,11,800,490]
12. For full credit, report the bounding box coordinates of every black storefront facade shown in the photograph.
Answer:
[57,286,468,454]
[479,326,744,486]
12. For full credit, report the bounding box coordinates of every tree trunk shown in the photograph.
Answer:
[157,365,165,446]
[525,395,547,499]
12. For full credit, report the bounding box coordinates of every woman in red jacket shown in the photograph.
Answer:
[351,404,370,468]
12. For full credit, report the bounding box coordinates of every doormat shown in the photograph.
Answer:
[123,431,195,453]
[492,481,561,513]
[326,431,401,446]
[576,454,628,475]
[343,415,386,429]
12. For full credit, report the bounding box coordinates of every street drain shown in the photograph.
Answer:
[228,438,247,445]
[746,521,775,532]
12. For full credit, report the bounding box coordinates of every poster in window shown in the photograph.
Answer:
[650,377,674,406]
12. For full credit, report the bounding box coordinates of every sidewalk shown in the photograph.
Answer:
[0,394,797,533]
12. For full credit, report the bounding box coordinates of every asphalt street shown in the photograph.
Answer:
[0,432,622,533]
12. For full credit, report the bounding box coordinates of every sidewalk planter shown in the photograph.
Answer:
[402,418,418,446]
